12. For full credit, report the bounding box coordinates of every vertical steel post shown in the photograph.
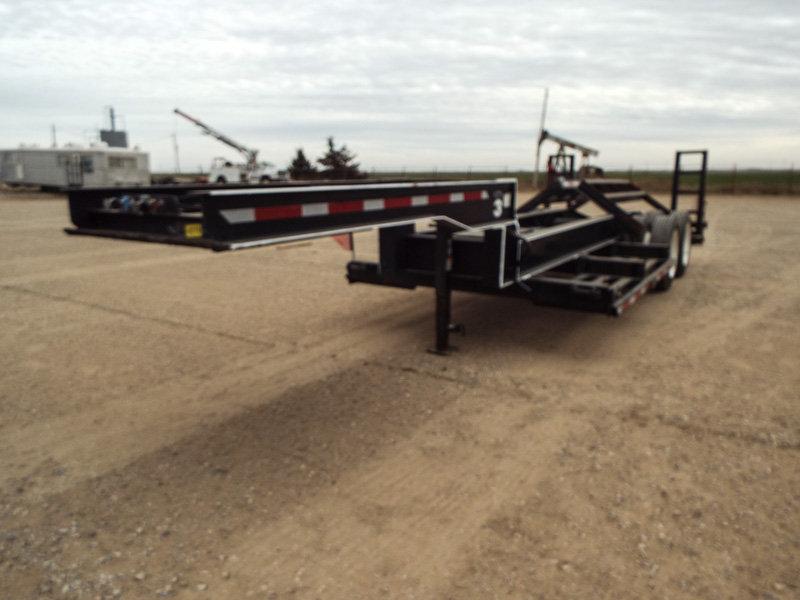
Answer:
[697,151,708,242]
[671,152,681,211]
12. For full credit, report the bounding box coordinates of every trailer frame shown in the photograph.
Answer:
[64,151,707,353]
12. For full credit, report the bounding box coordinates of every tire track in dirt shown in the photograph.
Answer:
[0,284,280,348]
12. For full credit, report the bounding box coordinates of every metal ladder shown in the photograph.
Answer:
[671,150,708,244]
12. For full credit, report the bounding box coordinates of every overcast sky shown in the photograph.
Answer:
[1,0,798,172]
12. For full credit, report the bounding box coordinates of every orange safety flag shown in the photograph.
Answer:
[332,233,353,251]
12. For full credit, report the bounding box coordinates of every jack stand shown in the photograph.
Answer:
[428,222,463,355]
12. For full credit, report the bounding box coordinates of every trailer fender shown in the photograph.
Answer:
[650,214,681,291]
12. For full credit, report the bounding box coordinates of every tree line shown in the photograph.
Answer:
[288,137,365,180]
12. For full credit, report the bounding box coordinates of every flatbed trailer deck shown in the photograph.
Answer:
[65,152,707,353]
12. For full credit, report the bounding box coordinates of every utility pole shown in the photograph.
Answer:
[50,124,57,148]
[172,133,181,174]
[532,87,549,189]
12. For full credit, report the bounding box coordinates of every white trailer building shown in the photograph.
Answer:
[0,145,150,188]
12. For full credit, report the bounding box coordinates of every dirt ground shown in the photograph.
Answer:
[0,189,798,600]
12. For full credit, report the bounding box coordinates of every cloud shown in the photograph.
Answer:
[0,0,797,170]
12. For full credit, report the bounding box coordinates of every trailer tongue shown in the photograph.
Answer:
[65,156,707,353]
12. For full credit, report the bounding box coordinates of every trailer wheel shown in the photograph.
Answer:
[650,214,680,291]
[675,211,692,278]
[215,176,227,184]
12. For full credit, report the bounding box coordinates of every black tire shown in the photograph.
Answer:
[259,175,272,183]
[674,211,692,278]
[215,176,227,184]
[650,214,680,291]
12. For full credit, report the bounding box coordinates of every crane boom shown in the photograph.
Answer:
[174,108,258,167]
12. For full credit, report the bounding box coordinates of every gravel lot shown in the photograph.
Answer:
[1,189,798,599]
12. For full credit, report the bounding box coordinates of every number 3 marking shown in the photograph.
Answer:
[492,198,503,218]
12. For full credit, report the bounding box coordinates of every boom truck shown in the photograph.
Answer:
[173,108,282,183]
[64,149,708,354]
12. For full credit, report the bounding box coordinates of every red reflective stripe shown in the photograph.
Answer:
[429,193,449,204]
[255,205,302,220]
[464,190,483,201]
[329,200,364,214]
[384,196,412,209]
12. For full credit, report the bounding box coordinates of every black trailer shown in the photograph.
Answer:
[64,151,708,353]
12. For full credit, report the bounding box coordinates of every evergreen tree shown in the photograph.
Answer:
[287,148,318,180]
[317,137,364,179]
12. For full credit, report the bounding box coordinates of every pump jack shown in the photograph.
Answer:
[536,129,603,186]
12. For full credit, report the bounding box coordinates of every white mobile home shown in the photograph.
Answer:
[0,145,150,188]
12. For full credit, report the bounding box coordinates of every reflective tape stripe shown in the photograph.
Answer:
[302,203,329,217]
[219,190,492,224]
[363,199,384,211]
[219,207,255,224]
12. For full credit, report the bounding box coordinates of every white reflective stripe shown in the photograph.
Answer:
[503,192,512,207]
[363,199,384,211]
[481,191,490,200]
[411,195,428,206]
[302,203,329,217]
[220,207,255,224]
[450,192,464,203]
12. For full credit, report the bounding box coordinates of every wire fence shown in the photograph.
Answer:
[366,165,798,195]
